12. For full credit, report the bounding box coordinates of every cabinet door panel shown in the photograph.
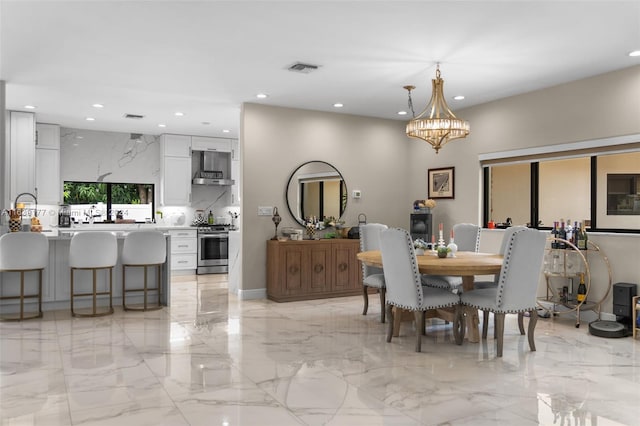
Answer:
[162,156,191,205]
[309,246,331,292]
[333,243,358,290]
[283,247,304,295]
[35,148,61,204]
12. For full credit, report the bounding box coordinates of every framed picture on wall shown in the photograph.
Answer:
[428,167,455,199]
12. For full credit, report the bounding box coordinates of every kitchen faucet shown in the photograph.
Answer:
[14,191,38,217]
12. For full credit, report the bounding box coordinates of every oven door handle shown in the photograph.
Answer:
[199,234,229,239]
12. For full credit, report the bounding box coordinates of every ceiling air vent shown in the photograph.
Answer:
[123,113,144,119]
[287,62,320,74]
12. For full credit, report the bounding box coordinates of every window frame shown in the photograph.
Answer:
[480,134,640,234]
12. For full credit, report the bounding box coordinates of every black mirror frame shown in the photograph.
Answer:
[285,160,347,226]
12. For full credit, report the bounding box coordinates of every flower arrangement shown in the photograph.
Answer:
[437,245,451,258]
[413,238,429,250]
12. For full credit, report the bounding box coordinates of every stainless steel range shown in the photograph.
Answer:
[196,225,229,274]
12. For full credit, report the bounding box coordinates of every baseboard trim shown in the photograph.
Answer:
[237,288,267,300]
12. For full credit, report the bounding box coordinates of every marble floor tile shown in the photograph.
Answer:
[2,274,640,425]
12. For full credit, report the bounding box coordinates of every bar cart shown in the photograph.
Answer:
[538,238,612,328]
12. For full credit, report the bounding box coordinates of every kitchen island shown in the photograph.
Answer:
[0,228,172,314]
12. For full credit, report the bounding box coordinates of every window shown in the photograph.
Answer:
[483,150,640,233]
[63,181,154,223]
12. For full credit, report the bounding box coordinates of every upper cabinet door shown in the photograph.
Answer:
[161,134,191,157]
[35,123,60,149]
[191,136,231,153]
[231,139,240,161]
[9,111,36,200]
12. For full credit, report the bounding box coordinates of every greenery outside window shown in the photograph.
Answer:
[63,181,154,223]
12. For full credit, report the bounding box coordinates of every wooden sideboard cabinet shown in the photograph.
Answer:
[267,239,363,302]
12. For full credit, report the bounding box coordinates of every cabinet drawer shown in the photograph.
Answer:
[168,229,197,238]
[171,238,197,253]
[191,136,231,152]
[171,253,196,270]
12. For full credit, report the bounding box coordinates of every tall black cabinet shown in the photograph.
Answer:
[410,213,432,243]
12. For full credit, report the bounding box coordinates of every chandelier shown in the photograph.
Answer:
[404,65,470,154]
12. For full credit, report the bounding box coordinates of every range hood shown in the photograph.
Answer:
[192,151,235,186]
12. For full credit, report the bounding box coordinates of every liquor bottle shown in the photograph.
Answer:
[565,219,573,246]
[576,273,587,303]
[551,221,558,249]
[576,222,588,250]
[558,221,566,249]
[208,210,214,225]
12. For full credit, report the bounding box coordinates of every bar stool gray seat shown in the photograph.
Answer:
[69,231,117,317]
[122,230,165,311]
[0,232,48,321]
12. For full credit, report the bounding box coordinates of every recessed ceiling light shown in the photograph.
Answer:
[24,105,36,109]
[92,103,104,108]
[174,112,184,117]
[75,135,84,140]
[158,124,166,128]
[397,111,408,116]
[333,103,344,108]
[453,95,465,101]
[629,50,640,57]
[256,93,269,99]
[85,117,95,121]
[222,129,230,133]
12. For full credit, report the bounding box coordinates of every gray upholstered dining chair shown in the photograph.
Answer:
[359,223,388,323]
[422,223,481,292]
[379,227,463,352]
[474,225,528,337]
[459,228,547,357]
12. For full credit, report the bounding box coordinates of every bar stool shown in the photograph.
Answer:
[122,231,165,311]
[0,232,48,321]
[69,232,117,317]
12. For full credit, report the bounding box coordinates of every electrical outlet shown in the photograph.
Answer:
[258,206,274,216]
[352,190,362,199]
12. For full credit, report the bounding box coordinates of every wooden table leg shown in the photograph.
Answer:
[462,276,480,343]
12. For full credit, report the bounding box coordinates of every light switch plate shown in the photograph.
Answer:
[258,206,274,216]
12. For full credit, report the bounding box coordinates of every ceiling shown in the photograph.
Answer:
[2,1,639,139]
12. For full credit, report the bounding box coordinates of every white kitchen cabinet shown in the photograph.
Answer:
[231,158,240,206]
[162,156,192,206]
[8,111,36,202]
[160,134,192,206]
[35,148,61,204]
[231,138,239,161]
[35,123,61,204]
[161,134,191,157]
[35,123,60,149]
[230,139,240,205]
[168,229,197,271]
[191,136,231,153]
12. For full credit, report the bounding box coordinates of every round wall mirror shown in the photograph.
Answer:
[286,161,347,226]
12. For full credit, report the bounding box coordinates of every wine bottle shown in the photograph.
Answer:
[551,221,558,249]
[558,221,566,249]
[208,210,214,225]
[577,222,588,250]
[565,219,573,246]
[576,273,587,303]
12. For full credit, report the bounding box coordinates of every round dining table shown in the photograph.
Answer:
[357,250,503,342]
